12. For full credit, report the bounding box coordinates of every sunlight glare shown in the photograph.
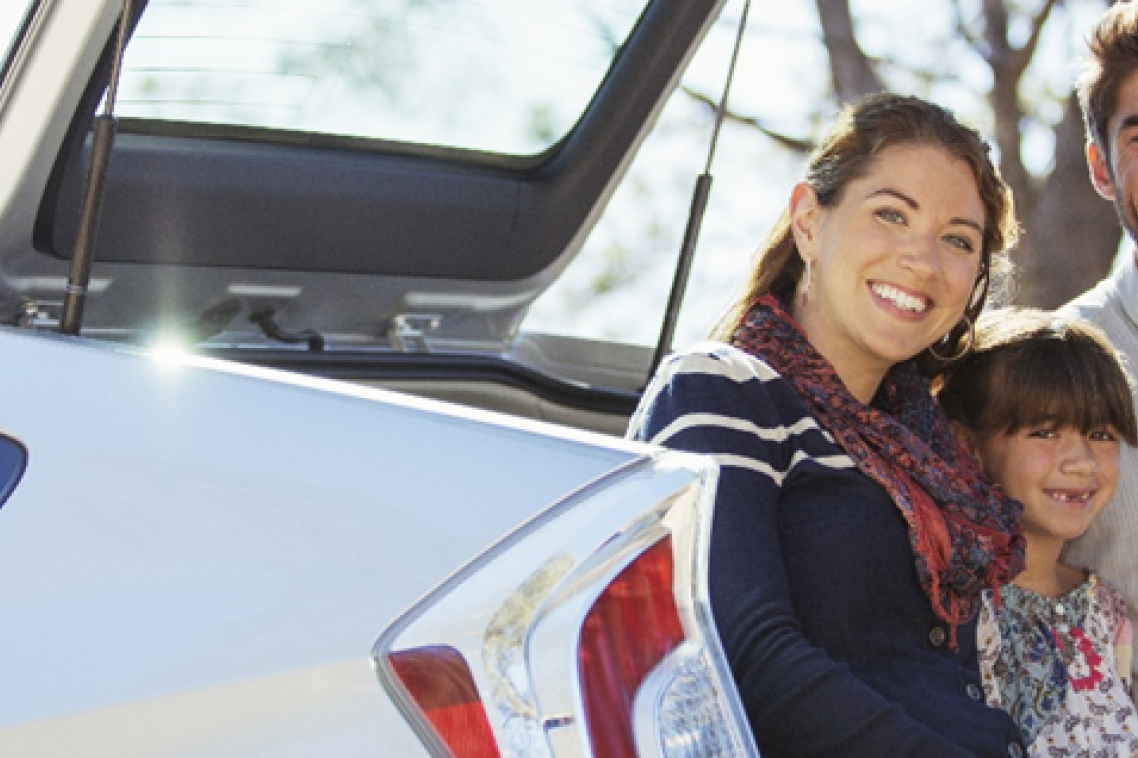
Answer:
[150,338,192,369]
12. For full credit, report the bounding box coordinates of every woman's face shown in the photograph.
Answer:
[790,143,985,401]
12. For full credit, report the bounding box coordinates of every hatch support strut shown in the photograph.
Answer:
[646,0,752,381]
[60,0,133,336]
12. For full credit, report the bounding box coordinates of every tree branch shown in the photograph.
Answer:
[680,85,815,153]
[814,0,883,101]
[1008,0,1062,78]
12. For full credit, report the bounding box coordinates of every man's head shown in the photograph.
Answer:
[1080,2,1138,161]
[1080,1,1138,240]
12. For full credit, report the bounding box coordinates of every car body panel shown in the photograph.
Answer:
[0,328,654,754]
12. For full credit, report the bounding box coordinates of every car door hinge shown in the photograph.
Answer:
[17,300,60,330]
[388,314,441,353]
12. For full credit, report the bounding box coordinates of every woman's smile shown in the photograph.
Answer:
[869,280,931,317]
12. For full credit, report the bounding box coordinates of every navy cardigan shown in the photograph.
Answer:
[628,344,1025,758]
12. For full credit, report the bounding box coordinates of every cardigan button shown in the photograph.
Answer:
[928,626,946,646]
[966,683,983,701]
[1008,742,1024,758]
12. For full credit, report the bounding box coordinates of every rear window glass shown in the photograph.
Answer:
[115,0,650,155]
[0,2,34,71]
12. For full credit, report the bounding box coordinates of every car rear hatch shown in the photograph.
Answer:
[0,0,727,433]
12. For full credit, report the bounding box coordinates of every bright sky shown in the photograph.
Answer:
[0,2,28,35]
[0,4,28,50]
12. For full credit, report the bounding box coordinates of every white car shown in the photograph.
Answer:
[0,1,756,756]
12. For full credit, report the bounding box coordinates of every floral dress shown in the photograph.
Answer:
[977,573,1138,757]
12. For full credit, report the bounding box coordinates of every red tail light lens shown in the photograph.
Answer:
[578,537,685,758]
[389,645,501,758]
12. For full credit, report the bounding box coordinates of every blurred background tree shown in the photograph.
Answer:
[529,0,1124,347]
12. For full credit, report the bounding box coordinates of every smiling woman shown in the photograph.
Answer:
[629,93,1029,757]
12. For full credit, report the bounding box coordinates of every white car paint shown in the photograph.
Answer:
[0,329,667,755]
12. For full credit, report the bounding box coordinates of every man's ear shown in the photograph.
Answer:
[1088,140,1117,201]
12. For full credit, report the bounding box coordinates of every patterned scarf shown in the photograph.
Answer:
[733,295,1024,642]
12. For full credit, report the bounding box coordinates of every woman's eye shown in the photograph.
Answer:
[1028,427,1058,439]
[944,234,976,253]
[1090,429,1119,442]
[875,208,905,224]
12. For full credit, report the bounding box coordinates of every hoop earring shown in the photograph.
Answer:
[928,315,975,363]
[799,258,812,301]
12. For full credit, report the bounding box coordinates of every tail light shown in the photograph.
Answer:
[389,645,501,758]
[579,539,683,758]
[373,453,757,757]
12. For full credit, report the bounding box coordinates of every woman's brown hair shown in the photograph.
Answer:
[710,93,1018,375]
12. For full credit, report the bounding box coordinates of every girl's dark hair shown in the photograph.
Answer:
[937,308,1138,446]
[710,93,1018,376]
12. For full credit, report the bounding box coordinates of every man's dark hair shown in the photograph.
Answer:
[1079,1,1138,161]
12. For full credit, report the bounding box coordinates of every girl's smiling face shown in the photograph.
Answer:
[790,143,985,401]
[976,423,1121,550]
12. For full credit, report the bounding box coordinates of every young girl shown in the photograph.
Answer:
[938,307,1138,756]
